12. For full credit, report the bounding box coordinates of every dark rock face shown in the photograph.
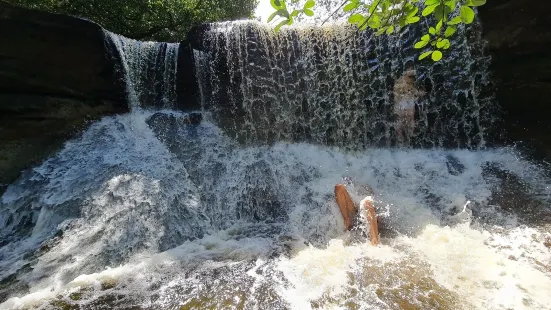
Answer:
[479,0,551,156]
[0,1,127,191]
[176,42,201,111]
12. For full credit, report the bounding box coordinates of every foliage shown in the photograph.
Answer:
[268,0,486,61]
[7,0,259,41]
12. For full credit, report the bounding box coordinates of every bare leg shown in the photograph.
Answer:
[334,184,357,231]
[361,198,379,246]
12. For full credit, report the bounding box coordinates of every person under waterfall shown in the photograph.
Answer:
[393,68,425,145]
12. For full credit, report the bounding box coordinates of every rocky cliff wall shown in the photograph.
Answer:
[0,1,127,191]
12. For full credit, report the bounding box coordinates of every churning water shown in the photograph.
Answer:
[1,21,550,310]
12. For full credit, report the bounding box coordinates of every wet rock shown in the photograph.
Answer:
[479,0,551,151]
[0,263,32,303]
[446,155,465,176]
[0,2,127,190]
[176,43,201,111]
[482,162,550,226]
[238,161,286,223]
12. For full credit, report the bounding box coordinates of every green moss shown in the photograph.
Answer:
[69,292,82,301]
[49,300,79,310]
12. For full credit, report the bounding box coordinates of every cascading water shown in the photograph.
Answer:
[194,21,494,148]
[106,31,179,109]
[1,16,550,310]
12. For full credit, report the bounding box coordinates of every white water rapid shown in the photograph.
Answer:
[1,110,550,309]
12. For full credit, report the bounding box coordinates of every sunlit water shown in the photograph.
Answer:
[0,12,549,310]
[0,111,550,310]
[194,20,494,149]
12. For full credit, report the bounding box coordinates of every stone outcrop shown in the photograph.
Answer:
[479,0,551,155]
[0,1,127,191]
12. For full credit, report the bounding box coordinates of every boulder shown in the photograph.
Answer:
[0,1,127,191]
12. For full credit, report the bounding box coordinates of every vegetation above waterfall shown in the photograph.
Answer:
[268,0,486,61]
[6,0,259,41]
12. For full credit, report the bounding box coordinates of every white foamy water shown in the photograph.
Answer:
[1,111,550,309]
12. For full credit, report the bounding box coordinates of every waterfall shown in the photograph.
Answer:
[1,18,551,310]
[194,21,495,148]
[105,31,179,109]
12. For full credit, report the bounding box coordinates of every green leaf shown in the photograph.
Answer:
[444,26,456,37]
[460,5,475,24]
[421,34,430,41]
[467,0,486,6]
[274,19,289,32]
[267,11,278,23]
[406,16,420,24]
[406,6,419,17]
[399,17,407,27]
[431,50,443,61]
[445,0,457,10]
[448,16,462,25]
[425,0,439,5]
[386,25,394,35]
[375,27,386,36]
[419,50,433,60]
[369,15,381,28]
[304,8,314,16]
[436,39,450,49]
[304,0,315,9]
[435,20,443,32]
[290,9,300,17]
[343,2,357,12]
[428,27,436,35]
[368,2,378,13]
[271,0,284,9]
[267,9,288,22]
[414,40,429,49]
[348,13,364,24]
[381,1,389,12]
[434,4,452,21]
[422,4,438,16]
